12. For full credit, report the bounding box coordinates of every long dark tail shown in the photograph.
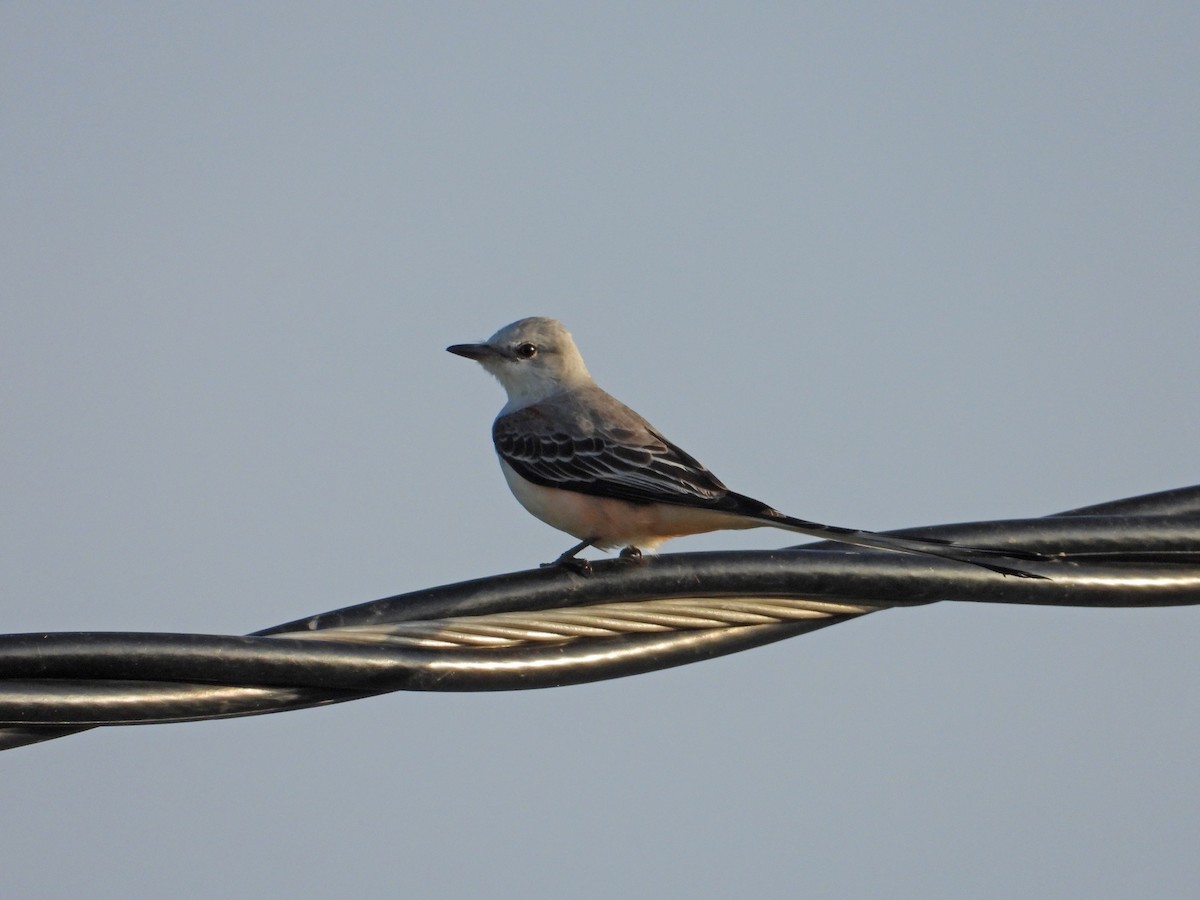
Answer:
[729,496,1050,579]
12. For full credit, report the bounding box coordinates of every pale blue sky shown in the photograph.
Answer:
[3,4,1198,897]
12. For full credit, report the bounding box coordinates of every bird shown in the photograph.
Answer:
[448,317,1043,577]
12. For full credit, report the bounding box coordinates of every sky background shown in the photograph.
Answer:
[3,3,1198,897]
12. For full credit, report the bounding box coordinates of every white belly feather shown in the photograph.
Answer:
[499,459,756,552]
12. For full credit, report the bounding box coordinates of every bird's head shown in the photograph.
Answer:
[448,317,593,408]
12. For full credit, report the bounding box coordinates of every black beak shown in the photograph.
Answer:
[446,343,502,361]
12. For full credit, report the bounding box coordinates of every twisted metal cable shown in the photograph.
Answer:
[283,597,885,648]
[1,484,1197,751]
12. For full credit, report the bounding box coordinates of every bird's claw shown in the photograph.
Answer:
[543,556,593,576]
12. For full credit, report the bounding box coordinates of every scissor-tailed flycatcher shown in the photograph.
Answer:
[449,317,1042,577]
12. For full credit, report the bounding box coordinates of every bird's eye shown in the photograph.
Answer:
[515,342,538,359]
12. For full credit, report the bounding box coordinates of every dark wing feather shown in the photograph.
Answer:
[493,404,753,510]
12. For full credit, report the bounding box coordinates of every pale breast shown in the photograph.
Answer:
[499,460,757,551]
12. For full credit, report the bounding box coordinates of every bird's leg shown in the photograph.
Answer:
[618,546,644,562]
[542,537,598,575]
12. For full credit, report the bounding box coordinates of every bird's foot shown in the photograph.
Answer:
[618,546,645,563]
[542,556,593,576]
[541,537,599,575]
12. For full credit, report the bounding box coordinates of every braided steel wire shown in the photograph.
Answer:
[0,484,1197,751]
[286,597,883,648]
